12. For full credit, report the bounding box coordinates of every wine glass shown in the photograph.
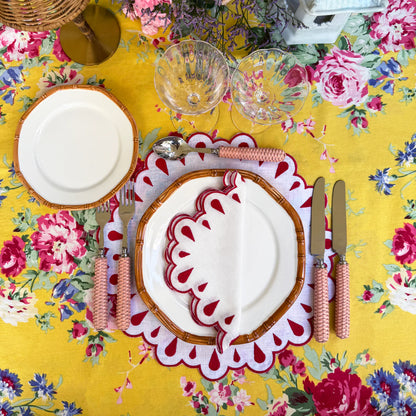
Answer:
[154,39,229,134]
[230,48,310,134]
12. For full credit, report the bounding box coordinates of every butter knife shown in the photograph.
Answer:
[332,180,350,339]
[311,177,329,343]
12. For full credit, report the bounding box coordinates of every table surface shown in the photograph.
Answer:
[1,0,416,414]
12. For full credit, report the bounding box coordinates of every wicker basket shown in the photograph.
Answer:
[0,0,90,31]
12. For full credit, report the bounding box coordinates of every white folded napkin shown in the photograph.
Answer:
[164,170,247,352]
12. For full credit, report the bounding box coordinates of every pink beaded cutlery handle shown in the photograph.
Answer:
[218,146,285,162]
[335,261,350,339]
[314,265,329,343]
[93,252,108,331]
[116,254,131,331]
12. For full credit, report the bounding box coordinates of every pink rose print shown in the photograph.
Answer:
[367,96,383,112]
[284,64,307,88]
[363,290,374,301]
[266,396,291,416]
[191,391,208,415]
[278,349,296,367]
[292,360,306,376]
[351,116,368,129]
[232,368,248,384]
[53,31,70,62]
[392,223,416,264]
[313,47,369,108]
[134,0,171,9]
[71,321,88,339]
[0,26,49,62]
[31,211,86,274]
[180,377,196,397]
[0,236,26,277]
[281,117,294,132]
[377,304,386,314]
[370,0,416,53]
[233,390,253,412]
[86,343,103,357]
[138,11,170,36]
[304,367,378,416]
[208,382,233,408]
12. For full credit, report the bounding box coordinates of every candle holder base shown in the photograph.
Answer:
[60,4,120,66]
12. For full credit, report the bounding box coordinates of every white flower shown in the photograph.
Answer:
[0,282,38,326]
[387,269,416,314]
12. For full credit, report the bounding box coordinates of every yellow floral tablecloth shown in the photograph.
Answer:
[1,0,416,414]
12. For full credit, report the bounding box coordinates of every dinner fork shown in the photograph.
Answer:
[93,200,111,331]
[116,181,135,331]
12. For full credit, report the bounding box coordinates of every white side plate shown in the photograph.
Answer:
[15,86,137,208]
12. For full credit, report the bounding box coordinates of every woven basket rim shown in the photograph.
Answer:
[0,0,90,31]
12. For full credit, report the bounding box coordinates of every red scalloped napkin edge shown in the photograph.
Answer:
[164,170,246,353]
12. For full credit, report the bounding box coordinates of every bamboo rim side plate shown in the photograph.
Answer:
[14,84,139,210]
[135,169,305,346]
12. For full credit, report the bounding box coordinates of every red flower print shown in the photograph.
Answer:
[31,211,86,274]
[313,47,369,108]
[351,116,368,129]
[72,322,88,339]
[292,360,306,376]
[0,236,26,277]
[86,343,103,357]
[53,30,70,62]
[367,96,383,112]
[278,349,297,367]
[0,26,49,62]
[284,64,307,88]
[304,367,378,416]
[392,223,416,264]
[363,290,374,301]
[370,0,416,53]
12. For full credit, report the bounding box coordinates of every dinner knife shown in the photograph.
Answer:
[332,180,350,339]
[311,177,329,343]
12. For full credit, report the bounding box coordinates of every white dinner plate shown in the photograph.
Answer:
[14,85,138,209]
[136,169,305,345]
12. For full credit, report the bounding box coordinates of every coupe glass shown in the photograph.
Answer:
[230,49,310,134]
[154,40,229,134]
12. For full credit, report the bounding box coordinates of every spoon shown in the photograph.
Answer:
[152,136,286,162]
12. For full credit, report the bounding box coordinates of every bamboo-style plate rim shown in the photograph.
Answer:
[135,169,306,346]
[14,84,139,211]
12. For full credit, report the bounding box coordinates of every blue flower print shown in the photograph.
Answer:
[369,58,405,95]
[29,373,56,400]
[369,168,396,195]
[378,58,401,76]
[53,279,79,302]
[367,368,401,405]
[59,304,74,321]
[394,360,416,395]
[0,401,13,416]
[381,80,394,95]
[7,161,16,178]
[392,396,416,415]
[0,65,24,105]
[53,279,87,319]
[18,407,34,416]
[59,401,83,416]
[0,369,23,400]
[396,141,416,166]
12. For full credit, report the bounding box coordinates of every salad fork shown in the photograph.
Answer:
[93,200,111,331]
[116,181,135,331]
